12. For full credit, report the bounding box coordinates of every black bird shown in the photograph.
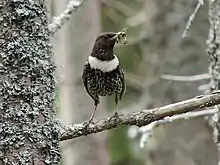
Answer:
[82,30,126,123]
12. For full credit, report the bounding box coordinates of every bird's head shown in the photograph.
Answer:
[94,32,118,50]
[91,29,127,61]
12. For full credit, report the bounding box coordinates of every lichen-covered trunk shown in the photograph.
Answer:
[0,1,60,164]
[207,0,220,164]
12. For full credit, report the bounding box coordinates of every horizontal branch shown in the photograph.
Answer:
[140,108,218,133]
[161,73,211,82]
[60,93,220,141]
[139,108,217,148]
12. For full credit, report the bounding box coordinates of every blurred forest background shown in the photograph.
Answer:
[49,0,218,165]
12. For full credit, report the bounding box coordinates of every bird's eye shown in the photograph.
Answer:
[104,36,108,39]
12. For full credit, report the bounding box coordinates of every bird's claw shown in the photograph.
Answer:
[109,112,120,121]
[113,112,119,118]
[83,118,95,128]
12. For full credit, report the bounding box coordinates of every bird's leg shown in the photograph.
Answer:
[113,103,119,118]
[88,105,97,124]
[84,98,99,126]
[113,102,119,118]
[109,94,120,121]
[114,94,120,117]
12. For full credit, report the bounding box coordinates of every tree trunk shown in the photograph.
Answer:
[0,0,60,164]
[207,0,220,164]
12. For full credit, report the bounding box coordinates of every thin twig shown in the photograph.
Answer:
[49,0,85,34]
[182,0,204,38]
[60,92,220,141]
[161,73,211,82]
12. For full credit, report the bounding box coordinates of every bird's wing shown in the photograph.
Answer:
[82,61,94,99]
[118,65,126,100]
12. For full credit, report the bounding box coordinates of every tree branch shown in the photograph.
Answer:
[49,0,85,34]
[182,0,204,38]
[60,92,220,141]
[161,73,211,82]
[140,108,218,133]
[138,108,218,148]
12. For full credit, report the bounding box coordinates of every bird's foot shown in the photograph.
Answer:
[113,112,119,118]
[83,118,95,128]
[109,112,120,122]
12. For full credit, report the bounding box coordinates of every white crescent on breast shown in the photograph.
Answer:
[88,55,119,72]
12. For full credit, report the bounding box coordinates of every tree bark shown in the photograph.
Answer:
[207,0,220,164]
[0,1,60,164]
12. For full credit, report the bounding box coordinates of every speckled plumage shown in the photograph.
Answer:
[82,32,126,123]
[82,61,125,104]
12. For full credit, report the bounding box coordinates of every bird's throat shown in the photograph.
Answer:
[91,47,114,61]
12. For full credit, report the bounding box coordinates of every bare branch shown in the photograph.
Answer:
[140,108,217,132]
[139,108,218,147]
[60,93,220,141]
[49,0,85,34]
[161,73,211,82]
[182,0,204,38]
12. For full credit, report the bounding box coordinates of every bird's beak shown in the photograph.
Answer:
[111,28,127,43]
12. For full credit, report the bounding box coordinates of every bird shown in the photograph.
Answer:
[82,30,127,124]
